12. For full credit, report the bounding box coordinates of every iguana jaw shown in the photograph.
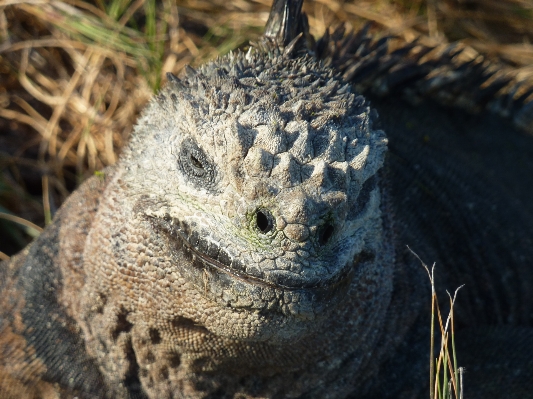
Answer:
[153,215,357,292]
[143,213,363,341]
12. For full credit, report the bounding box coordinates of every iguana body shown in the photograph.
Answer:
[1,0,533,398]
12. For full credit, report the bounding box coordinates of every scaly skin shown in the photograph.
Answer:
[1,0,533,398]
[74,52,397,398]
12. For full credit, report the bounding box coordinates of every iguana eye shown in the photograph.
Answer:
[178,139,217,189]
[190,154,203,170]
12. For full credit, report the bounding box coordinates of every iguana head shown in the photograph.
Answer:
[119,49,388,342]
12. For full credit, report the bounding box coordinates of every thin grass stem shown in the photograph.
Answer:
[0,213,43,235]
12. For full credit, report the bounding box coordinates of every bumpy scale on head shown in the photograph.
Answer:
[119,49,388,341]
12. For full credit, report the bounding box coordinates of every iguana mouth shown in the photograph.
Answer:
[151,216,357,291]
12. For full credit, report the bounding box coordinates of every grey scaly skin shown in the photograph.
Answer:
[75,48,396,398]
[1,0,533,398]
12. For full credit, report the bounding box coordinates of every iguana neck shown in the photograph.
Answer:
[65,169,405,397]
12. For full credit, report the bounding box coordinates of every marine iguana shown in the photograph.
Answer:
[1,0,533,398]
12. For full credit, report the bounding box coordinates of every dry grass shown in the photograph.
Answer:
[0,0,532,255]
[409,247,464,399]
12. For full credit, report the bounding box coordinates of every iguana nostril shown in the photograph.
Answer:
[318,223,334,246]
[256,209,274,233]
